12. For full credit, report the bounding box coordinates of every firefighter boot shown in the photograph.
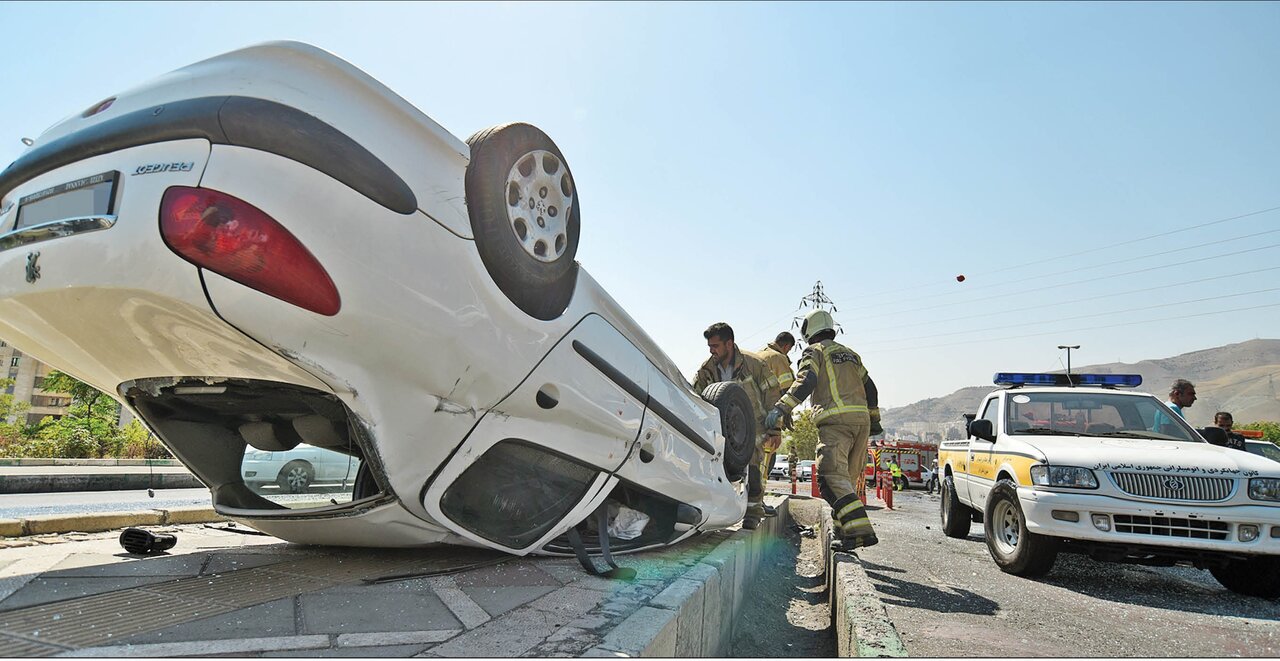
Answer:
[830,533,879,553]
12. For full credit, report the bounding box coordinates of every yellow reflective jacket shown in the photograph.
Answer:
[751,342,795,408]
[693,347,771,432]
[775,339,880,426]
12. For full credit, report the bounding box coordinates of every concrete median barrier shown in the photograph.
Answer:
[816,496,908,657]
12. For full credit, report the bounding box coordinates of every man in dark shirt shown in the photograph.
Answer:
[1214,411,1247,451]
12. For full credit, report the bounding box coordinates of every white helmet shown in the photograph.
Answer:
[801,309,836,341]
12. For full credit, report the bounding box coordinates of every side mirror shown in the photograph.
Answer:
[1199,426,1228,447]
[969,419,996,442]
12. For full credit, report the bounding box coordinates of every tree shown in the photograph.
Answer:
[781,408,818,460]
[1239,421,1280,444]
[35,371,125,458]
[0,378,30,448]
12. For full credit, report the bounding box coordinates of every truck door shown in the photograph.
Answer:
[964,396,1001,506]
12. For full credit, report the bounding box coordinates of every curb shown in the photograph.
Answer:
[0,472,202,494]
[0,506,226,538]
[819,500,908,657]
[585,495,793,657]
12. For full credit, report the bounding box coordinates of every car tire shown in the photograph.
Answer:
[465,123,580,321]
[277,460,315,494]
[984,479,1058,576]
[701,381,755,482]
[1210,556,1280,598]
[940,474,972,538]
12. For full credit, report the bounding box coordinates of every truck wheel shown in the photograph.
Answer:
[984,479,1058,576]
[701,381,755,482]
[465,123,580,321]
[940,474,972,538]
[1210,556,1280,598]
[277,460,314,494]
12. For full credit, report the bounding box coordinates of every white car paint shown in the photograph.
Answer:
[0,42,746,555]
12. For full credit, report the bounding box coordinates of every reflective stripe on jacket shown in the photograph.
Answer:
[752,342,795,408]
[776,339,872,425]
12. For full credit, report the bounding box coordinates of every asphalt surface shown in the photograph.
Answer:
[0,488,212,519]
[856,489,1280,657]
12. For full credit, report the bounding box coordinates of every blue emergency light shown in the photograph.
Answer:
[993,373,1142,388]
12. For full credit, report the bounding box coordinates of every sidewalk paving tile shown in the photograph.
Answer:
[0,575,181,610]
[462,585,556,617]
[299,585,460,634]
[47,552,207,577]
[118,597,298,644]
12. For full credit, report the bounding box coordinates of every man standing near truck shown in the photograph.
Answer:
[765,310,882,551]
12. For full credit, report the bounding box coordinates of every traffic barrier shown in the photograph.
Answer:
[811,463,820,498]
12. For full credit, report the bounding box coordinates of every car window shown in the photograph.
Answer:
[975,398,999,436]
[1004,391,1200,442]
[1248,441,1280,463]
[241,444,362,507]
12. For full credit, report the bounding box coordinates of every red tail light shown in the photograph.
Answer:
[160,186,340,316]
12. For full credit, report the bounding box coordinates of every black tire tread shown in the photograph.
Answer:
[701,381,755,481]
[984,479,1058,576]
[1210,556,1280,598]
[465,123,580,321]
[941,473,972,538]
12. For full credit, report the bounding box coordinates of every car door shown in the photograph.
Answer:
[962,396,1001,505]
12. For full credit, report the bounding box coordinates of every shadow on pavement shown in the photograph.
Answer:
[860,559,1000,616]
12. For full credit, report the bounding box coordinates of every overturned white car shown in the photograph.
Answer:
[0,42,755,560]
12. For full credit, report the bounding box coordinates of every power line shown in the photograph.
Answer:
[863,287,1280,347]
[858,240,1280,322]
[869,300,1280,354]
[856,204,1280,302]
[858,265,1280,335]
[872,227,1280,312]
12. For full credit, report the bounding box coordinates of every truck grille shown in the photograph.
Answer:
[1113,514,1229,540]
[1110,472,1233,501]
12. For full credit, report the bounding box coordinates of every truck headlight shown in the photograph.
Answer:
[1030,465,1098,489]
[1248,478,1280,502]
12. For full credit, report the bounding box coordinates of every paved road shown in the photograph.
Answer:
[0,487,213,518]
[856,489,1280,656]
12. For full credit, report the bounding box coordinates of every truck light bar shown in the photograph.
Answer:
[993,373,1142,388]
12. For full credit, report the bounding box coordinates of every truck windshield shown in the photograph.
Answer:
[1005,391,1201,443]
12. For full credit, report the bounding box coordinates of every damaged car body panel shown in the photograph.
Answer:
[0,41,748,555]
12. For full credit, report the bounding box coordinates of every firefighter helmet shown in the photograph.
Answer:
[800,309,836,341]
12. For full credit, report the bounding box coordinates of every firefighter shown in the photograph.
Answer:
[765,310,882,551]
[693,322,775,529]
[751,331,797,499]
[889,460,904,491]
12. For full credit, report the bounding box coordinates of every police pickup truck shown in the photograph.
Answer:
[938,373,1280,598]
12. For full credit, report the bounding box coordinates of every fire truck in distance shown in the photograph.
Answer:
[865,438,939,487]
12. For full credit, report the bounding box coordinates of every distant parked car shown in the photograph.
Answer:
[242,444,360,493]
[798,460,814,482]
[769,456,790,480]
[1246,440,1280,464]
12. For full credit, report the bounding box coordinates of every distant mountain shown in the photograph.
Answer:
[885,339,1280,431]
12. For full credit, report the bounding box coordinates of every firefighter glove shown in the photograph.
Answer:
[764,406,784,431]
[869,420,884,436]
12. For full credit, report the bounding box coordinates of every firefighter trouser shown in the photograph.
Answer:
[761,430,781,487]
[815,419,874,539]
[747,433,765,502]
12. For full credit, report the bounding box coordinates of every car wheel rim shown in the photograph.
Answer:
[992,499,1019,554]
[288,468,308,489]
[506,150,573,263]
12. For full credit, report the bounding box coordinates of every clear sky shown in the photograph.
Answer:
[3,1,1278,407]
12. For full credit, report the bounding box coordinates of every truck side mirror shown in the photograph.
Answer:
[969,419,995,442]
[963,413,977,436]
